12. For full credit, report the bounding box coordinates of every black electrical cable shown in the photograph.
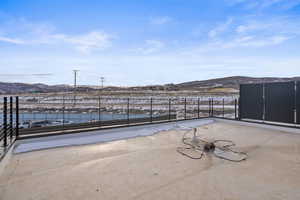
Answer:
[177,129,248,162]
[177,147,204,159]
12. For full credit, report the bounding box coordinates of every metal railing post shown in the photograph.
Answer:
[98,97,101,126]
[262,83,265,122]
[238,97,241,120]
[62,96,65,127]
[208,98,211,116]
[150,98,153,123]
[294,81,297,125]
[3,97,7,148]
[184,98,187,120]
[211,98,214,117]
[168,98,171,121]
[15,96,19,139]
[222,98,225,118]
[197,98,200,119]
[9,96,13,141]
[234,99,237,119]
[127,98,130,124]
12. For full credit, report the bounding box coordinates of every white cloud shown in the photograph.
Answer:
[0,31,113,53]
[225,0,247,5]
[0,18,113,53]
[236,24,260,33]
[208,18,233,38]
[203,15,299,51]
[51,31,113,53]
[149,16,172,25]
[189,34,290,54]
[0,36,25,44]
[235,16,300,36]
[224,35,290,48]
[227,0,300,10]
[236,19,284,34]
[134,40,165,54]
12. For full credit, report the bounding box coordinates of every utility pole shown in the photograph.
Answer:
[73,70,79,89]
[100,77,105,89]
[73,69,79,104]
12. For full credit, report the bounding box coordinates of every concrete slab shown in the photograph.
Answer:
[1,121,300,200]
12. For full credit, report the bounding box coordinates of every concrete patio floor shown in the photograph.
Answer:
[1,121,300,200]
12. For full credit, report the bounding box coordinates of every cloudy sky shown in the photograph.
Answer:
[0,0,300,86]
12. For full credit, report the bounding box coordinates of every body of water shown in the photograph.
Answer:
[0,112,150,128]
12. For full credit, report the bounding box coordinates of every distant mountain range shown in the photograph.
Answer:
[123,76,300,91]
[0,82,72,94]
[1,76,300,94]
[174,76,300,90]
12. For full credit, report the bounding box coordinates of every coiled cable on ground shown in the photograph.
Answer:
[176,128,248,162]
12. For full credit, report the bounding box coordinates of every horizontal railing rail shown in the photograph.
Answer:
[19,114,177,136]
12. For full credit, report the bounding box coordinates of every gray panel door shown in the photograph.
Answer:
[240,84,263,120]
[265,82,295,124]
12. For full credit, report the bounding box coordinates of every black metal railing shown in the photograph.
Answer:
[210,97,238,119]
[0,95,239,150]
[0,96,19,160]
[13,96,237,136]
